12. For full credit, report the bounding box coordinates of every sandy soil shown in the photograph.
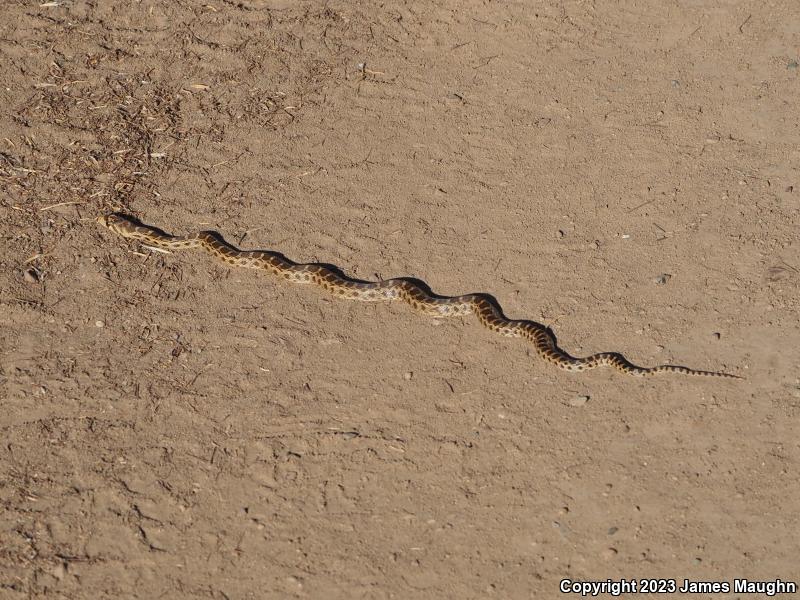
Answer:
[2,1,799,598]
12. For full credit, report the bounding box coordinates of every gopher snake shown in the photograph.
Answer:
[98,213,739,379]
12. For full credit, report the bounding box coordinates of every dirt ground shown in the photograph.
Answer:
[1,1,799,598]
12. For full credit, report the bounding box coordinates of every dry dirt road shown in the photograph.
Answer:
[2,1,798,598]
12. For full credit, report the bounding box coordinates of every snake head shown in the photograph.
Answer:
[96,213,134,233]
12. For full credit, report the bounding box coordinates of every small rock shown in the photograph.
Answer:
[569,394,590,407]
[403,371,413,380]
[51,563,66,580]
[654,273,671,285]
[23,268,39,283]
[95,320,105,328]
[713,332,721,340]
[608,526,619,535]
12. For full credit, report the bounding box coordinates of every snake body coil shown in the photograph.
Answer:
[99,213,739,379]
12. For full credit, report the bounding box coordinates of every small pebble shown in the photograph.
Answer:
[654,273,671,285]
[601,547,618,560]
[23,268,39,283]
[403,371,413,380]
[95,320,105,328]
[608,526,619,535]
[713,332,721,340]
[786,185,794,193]
[569,394,590,407]
[50,563,66,581]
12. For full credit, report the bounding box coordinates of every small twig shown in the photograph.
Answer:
[451,41,474,51]
[627,198,658,212]
[40,201,81,211]
[141,245,171,255]
[471,55,499,69]
[738,14,751,34]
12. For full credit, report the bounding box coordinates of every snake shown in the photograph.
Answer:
[97,213,739,379]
